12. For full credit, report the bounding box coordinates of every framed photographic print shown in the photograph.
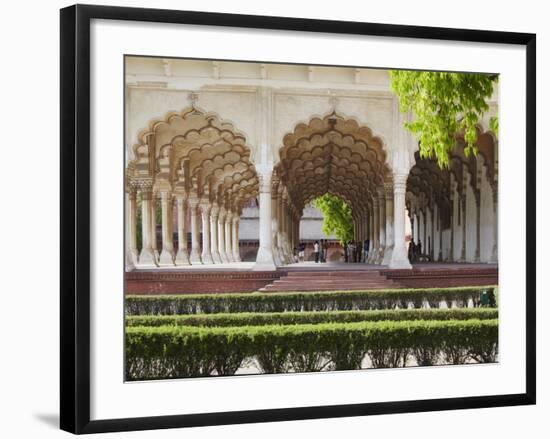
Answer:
[60,4,536,434]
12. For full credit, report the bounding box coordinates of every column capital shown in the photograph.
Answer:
[174,190,188,201]
[393,172,408,193]
[257,170,273,193]
[160,190,172,201]
[384,181,394,197]
[199,202,212,215]
[210,202,220,217]
[187,196,200,208]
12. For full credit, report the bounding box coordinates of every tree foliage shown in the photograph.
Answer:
[312,193,354,244]
[389,70,498,168]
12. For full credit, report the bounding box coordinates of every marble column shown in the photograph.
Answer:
[127,188,138,265]
[232,215,241,262]
[175,195,190,265]
[490,186,498,262]
[389,173,412,269]
[367,210,375,263]
[271,189,282,266]
[281,194,291,263]
[200,203,214,264]
[159,191,175,265]
[218,207,229,263]
[276,188,285,263]
[188,198,202,264]
[438,206,443,262]
[253,171,277,271]
[430,204,435,260]
[459,192,467,262]
[150,194,160,262]
[422,210,427,256]
[382,183,394,265]
[225,210,234,262]
[210,203,222,264]
[377,188,386,263]
[138,186,157,266]
[474,191,481,262]
[371,197,380,263]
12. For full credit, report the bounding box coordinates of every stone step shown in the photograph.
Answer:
[259,269,398,292]
[260,285,394,292]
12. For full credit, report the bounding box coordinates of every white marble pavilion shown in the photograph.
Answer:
[125,57,498,271]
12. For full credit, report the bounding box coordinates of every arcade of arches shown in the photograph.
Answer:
[125,107,498,272]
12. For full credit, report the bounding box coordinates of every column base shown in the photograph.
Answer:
[376,248,385,264]
[130,249,139,265]
[272,245,282,266]
[138,248,158,266]
[219,252,230,263]
[125,250,135,271]
[211,250,222,264]
[368,249,378,264]
[254,247,277,271]
[381,247,393,266]
[233,251,242,262]
[201,252,214,264]
[389,257,412,269]
[175,249,190,265]
[159,249,175,266]
[189,248,202,264]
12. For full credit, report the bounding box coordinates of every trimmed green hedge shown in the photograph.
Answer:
[126,308,498,328]
[126,319,498,380]
[125,286,496,315]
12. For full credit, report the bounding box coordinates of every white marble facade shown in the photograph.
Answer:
[125,57,498,271]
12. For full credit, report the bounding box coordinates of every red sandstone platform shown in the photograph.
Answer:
[125,262,498,295]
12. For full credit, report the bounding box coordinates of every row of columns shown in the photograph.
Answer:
[126,185,242,267]
[348,178,408,268]
[253,171,412,270]
[409,168,497,263]
[127,173,414,271]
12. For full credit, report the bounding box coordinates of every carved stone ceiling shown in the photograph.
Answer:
[275,113,391,214]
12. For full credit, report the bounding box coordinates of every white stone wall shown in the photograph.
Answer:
[239,204,335,241]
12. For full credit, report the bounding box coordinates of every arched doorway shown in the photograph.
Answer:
[271,112,393,265]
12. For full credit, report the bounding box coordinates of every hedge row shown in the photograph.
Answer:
[125,286,496,315]
[126,319,498,380]
[126,308,498,328]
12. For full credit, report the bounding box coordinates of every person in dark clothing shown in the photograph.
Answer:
[363,239,369,263]
[314,240,320,263]
[298,242,306,262]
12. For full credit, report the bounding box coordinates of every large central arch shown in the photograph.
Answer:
[271,112,393,265]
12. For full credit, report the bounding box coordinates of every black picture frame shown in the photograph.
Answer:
[60,4,536,434]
